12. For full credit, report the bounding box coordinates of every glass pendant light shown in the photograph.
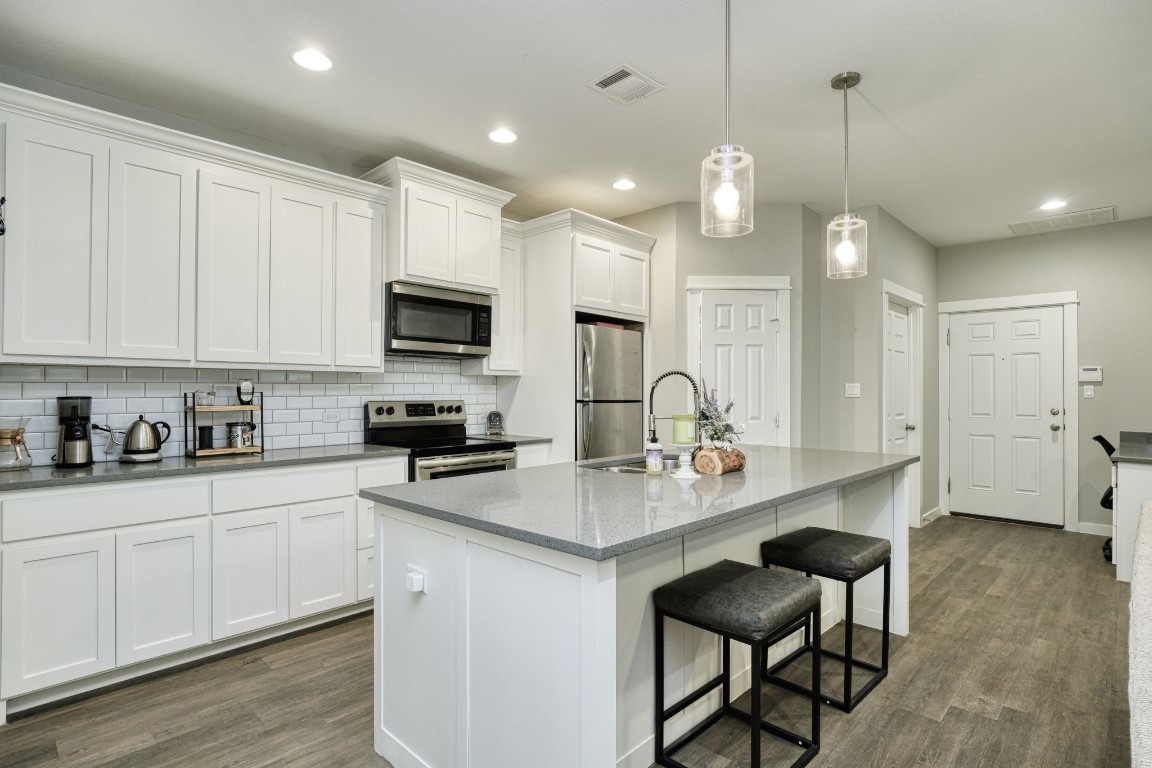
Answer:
[827,71,867,278]
[701,0,753,237]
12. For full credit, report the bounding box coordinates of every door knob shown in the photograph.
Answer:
[1050,423,1061,431]
[904,424,916,431]
[1050,407,1061,416]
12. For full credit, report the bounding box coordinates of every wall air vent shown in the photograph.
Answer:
[586,64,665,105]
[1009,206,1117,236]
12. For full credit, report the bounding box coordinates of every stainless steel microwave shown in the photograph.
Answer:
[385,281,492,358]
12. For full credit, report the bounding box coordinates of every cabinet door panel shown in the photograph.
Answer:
[455,198,501,291]
[357,547,375,602]
[289,498,356,618]
[212,508,289,639]
[116,521,210,665]
[572,235,614,311]
[107,142,196,360]
[489,237,522,371]
[2,536,115,697]
[614,246,649,317]
[197,168,270,363]
[3,122,109,356]
[404,182,456,283]
[334,198,381,367]
[270,183,333,366]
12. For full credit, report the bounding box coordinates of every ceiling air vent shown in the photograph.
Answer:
[586,64,665,105]
[1009,206,1117,236]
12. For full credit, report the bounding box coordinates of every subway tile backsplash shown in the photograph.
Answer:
[0,360,498,466]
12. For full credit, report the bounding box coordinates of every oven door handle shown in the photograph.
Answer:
[416,451,517,469]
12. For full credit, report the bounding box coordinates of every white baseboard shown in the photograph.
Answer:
[1077,522,1112,538]
[922,506,942,524]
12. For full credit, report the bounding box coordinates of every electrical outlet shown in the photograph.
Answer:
[845,383,861,398]
[322,410,341,422]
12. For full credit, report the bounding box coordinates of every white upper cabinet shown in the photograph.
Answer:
[573,233,650,319]
[362,157,513,294]
[334,198,383,368]
[0,87,389,369]
[269,182,334,367]
[462,221,523,376]
[2,120,109,357]
[107,142,197,360]
[196,167,272,364]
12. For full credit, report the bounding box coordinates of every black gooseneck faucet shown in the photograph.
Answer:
[648,370,700,442]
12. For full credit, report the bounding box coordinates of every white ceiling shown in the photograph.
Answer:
[1,0,1150,247]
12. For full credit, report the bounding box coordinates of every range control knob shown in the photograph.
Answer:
[437,405,446,414]
[454,405,463,414]
[375,406,385,416]
[385,406,395,416]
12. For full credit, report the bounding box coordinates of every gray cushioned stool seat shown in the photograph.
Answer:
[653,559,820,640]
[760,528,891,580]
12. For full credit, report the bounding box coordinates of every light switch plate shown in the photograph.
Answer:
[1083,385,1095,398]
[845,383,861,398]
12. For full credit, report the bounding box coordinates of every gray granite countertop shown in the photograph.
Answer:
[1112,431,1152,465]
[0,444,408,492]
[360,444,918,561]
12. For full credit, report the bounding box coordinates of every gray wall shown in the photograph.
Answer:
[938,216,1152,528]
[616,202,810,446]
[817,206,940,516]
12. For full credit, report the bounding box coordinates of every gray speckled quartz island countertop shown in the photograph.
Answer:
[0,443,408,491]
[360,444,917,561]
[1112,431,1152,465]
[366,443,917,767]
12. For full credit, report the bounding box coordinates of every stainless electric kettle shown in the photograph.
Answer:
[122,415,172,454]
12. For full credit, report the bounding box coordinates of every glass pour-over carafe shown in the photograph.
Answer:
[0,417,32,471]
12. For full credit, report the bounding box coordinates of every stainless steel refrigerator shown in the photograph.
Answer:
[575,324,644,460]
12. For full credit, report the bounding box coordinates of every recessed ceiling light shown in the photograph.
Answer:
[1040,200,1067,211]
[292,49,333,71]
[612,179,637,191]
[488,128,517,144]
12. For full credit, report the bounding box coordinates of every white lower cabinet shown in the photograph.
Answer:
[516,443,552,468]
[357,548,376,602]
[289,498,357,619]
[211,507,291,640]
[116,520,211,666]
[1,535,117,698]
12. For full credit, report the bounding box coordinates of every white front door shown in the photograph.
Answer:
[885,300,911,453]
[699,290,780,445]
[948,306,1064,525]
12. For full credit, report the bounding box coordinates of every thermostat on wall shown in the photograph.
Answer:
[1078,366,1103,383]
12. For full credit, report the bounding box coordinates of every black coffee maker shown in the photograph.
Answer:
[56,396,94,468]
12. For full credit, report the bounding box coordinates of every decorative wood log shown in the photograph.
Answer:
[693,446,746,475]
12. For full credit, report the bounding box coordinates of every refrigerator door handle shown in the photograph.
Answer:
[579,403,591,461]
[579,333,592,401]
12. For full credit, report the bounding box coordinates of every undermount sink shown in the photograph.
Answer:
[598,464,648,474]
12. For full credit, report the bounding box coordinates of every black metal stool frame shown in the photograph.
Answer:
[761,557,890,713]
[655,604,821,768]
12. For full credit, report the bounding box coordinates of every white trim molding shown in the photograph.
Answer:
[938,291,1079,314]
[882,279,924,308]
[937,291,1080,530]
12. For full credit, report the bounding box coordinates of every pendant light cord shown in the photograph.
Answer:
[724,0,731,147]
[842,82,850,216]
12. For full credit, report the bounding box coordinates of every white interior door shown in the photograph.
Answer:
[948,306,1064,525]
[885,300,911,453]
[699,290,780,445]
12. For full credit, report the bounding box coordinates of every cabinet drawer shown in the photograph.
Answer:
[358,458,408,489]
[3,480,210,542]
[213,465,356,513]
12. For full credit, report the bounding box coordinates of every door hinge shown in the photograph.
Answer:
[772,318,780,333]
[946,328,950,346]
[947,478,951,493]
[774,413,780,428]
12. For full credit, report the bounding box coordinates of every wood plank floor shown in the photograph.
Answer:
[0,515,1130,767]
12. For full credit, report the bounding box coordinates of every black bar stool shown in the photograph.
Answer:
[760,527,891,713]
[654,559,821,768]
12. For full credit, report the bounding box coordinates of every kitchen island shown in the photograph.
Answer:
[360,445,917,768]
